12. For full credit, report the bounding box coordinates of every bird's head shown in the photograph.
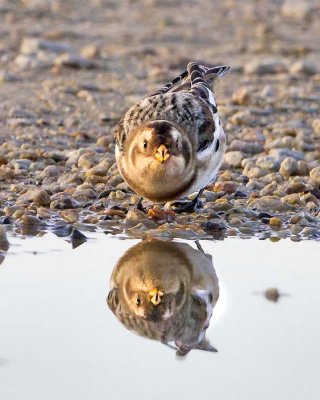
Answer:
[119,120,196,202]
[124,280,187,322]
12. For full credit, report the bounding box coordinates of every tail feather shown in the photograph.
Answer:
[149,63,230,97]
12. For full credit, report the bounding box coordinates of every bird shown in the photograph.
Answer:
[107,240,220,356]
[114,61,230,212]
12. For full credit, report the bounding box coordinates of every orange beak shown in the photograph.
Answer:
[148,288,164,306]
[155,144,170,163]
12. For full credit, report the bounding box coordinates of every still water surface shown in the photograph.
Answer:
[0,233,319,400]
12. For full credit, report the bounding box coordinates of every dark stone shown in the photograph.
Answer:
[234,190,247,198]
[310,188,320,199]
[201,220,226,231]
[257,212,273,219]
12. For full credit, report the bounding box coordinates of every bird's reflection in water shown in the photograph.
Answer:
[107,240,219,357]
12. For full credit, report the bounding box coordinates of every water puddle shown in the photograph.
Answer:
[0,233,319,400]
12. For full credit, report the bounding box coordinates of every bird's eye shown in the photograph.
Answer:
[136,298,141,306]
[143,140,148,149]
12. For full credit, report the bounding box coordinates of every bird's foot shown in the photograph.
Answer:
[170,196,204,214]
[135,197,148,213]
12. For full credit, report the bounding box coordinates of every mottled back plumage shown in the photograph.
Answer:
[114,63,229,153]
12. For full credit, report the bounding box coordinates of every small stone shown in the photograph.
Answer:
[289,60,318,75]
[0,226,9,252]
[286,181,307,194]
[96,136,112,147]
[281,0,315,21]
[261,85,276,97]
[310,167,320,186]
[280,157,298,177]
[22,215,44,226]
[269,148,305,161]
[249,196,283,211]
[230,110,253,125]
[115,190,126,200]
[80,44,100,59]
[19,188,51,206]
[0,70,20,83]
[82,216,99,224]
[78,153,95,170]
[264,288,280,302]
[39,165,61,179]
[312,119,320,135]
[260,182,277,196]
[281,194,300,205]
[147,206,176,222]
[265,137,294,150]
[54,53,96,69]
[201,220,226,232]
[50,193,78,209]
[214,181,237,194]
[232,87,250,105]
[61,210,79,223]
[244,59,287,75]
[14,54,42,69]
[224,151,245,168]
[20,38,74,54]
[269,217,282,227]
[12,159,32,171]
[245,165,268,179]
[296,160,309,176]
[126,209,147,221]
[230,139,263,154]
[74,188,96,199]
[256,156,280,172]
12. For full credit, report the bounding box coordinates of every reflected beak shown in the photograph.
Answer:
[155,144,170,163]
[149,288,164,306]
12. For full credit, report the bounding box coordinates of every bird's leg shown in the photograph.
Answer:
[195,240,205,253]
[136,197,147,213]
[171,188,205,213]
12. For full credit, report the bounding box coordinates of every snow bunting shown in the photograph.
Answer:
[107,240,219,356]
[114,62,229,211]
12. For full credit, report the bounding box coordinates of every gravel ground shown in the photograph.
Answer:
[0,0,320,242]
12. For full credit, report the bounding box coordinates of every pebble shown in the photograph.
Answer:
[125,209,147,221]
[230,110,253,125]
[312,119,320,136]
[22,215,44,226]
[39,165,61,180]
[244,59,287,75]
[224,151,244,168]
[280,157,298,177]
[248,196,283,211]
[54,53,96,69]
[256,156,280,171]
[281,0,314,21]
[214,181,237,194]
[20,38,74,54]
[50,193,78,209]
[201,220,226,232]
[232,87,250,105]
[290,60,318,75]
[310,167,320,186]
[269,217,282,227]
[18,188,51,206]
[269,148,305,161]
[80,44,100,59]
[281,194,301,205]
[0,226,9,251]
[264,288,280,302]
[230,140,264,154]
